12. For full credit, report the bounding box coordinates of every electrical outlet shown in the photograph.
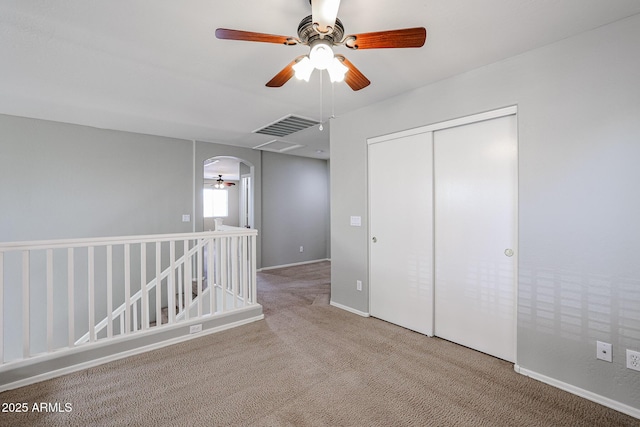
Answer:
[189,324,202,334]
[356,280,362,291]
[299,246,304,253]
[596,341,612,362]
[627,349,640,371]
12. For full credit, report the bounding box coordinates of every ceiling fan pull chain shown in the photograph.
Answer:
[319,71,324,131]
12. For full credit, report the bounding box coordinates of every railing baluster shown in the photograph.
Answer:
[67,248,75,347]
[46,249,54,352]
[119,312,125,335]
[231,236,238,308]
[242,236,249,307]
[106,245,113,339]
[133,302,138,332]
[178,264,183,311]
[184,240,191,320]
[221,237,227,312]
[168,241,176,324]
[197,240,203,317]
[155,242,161,327]
[88,246,95,343]
[22,251,30,359]
[124,243,131,335]
[215,237,221,310]
[251,234,257,304]
[141,243,148,330]
[208,238,215,315]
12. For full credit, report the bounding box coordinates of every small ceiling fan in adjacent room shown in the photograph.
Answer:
[210,175,236,189]
[215,0,427,91]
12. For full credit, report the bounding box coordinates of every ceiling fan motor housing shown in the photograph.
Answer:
[298,15,344,45]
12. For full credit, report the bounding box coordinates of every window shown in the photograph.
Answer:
[203,188,228,218]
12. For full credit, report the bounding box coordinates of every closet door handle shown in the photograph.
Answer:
[372,237,378,243]
[504,248,514,257]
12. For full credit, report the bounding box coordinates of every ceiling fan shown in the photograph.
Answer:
[210,175,236,189]
[215,0,426,91]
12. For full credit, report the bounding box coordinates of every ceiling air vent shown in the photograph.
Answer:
[253,140,304,153]
[253,114,319,137]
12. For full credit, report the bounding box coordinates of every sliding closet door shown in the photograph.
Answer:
[369,132,433,336]
[434,115,517,362]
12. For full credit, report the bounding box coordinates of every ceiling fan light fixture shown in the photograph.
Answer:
[216,1,426,91]
[214,175,227,189]
[327,57,348,82]
[293,56,314,81]
[309,40,334,70]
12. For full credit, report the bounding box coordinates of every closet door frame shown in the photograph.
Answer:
[367,105,518,361]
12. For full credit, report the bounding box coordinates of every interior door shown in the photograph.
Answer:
[434,115,517,362]
[369,131,433,336]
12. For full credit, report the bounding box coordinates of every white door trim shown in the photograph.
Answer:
[368,105,517,145]
[366,105,518,364]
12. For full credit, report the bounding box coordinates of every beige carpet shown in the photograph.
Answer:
[0,260,637,426]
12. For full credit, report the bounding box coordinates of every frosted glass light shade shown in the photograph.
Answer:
[293,56,314,81]
[327,57,348,82]
[309,41,334,70]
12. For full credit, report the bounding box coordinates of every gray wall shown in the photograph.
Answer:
[330,15,640,411]
[0,115,193,241]
[261,151,329,268]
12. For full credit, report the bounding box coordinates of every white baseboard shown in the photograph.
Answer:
[0,314,264,393]
[514,365,640,420]
[259,258,330,271]
[330,300,370,317]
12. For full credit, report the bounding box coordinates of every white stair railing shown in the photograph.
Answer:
[0,229,258,367]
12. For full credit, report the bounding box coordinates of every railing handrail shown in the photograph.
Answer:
[0,229,258,252]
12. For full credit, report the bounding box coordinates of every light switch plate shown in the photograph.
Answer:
[182,214,191,222]
[350,216,361,227]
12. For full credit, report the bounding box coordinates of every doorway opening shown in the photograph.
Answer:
[203,156,254,230]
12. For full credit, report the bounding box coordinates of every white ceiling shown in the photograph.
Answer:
[1,1,639,160]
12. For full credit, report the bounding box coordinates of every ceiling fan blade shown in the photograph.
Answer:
[335,55,370,91]
[312,0,341,34]
[344,27,426,50]
[215,28,298,45]
[266,56,306,88]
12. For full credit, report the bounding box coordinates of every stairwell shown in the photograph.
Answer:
[150,279,205,327]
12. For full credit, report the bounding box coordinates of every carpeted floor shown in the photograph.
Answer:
[0,260,637,426]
